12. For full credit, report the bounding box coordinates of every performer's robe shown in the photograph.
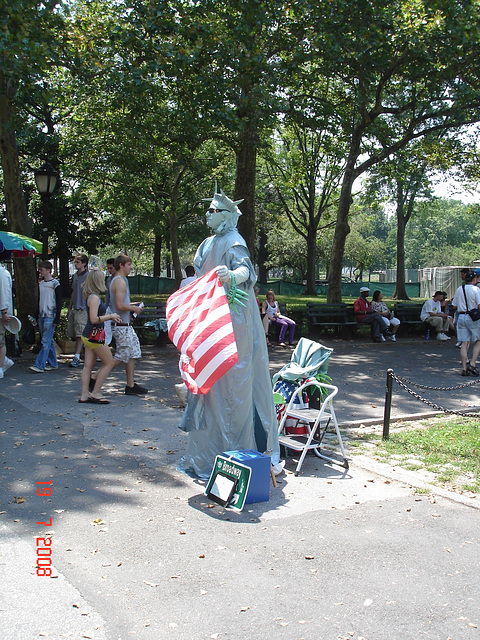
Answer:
[178,228,280,479]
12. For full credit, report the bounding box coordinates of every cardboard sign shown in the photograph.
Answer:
[205,455,252,512]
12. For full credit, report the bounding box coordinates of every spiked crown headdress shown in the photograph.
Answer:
[202,183,244,215]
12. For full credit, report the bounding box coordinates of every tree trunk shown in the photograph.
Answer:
[235,124,258,260]
[169,168,184,288]
[393,213,409,300]
[153,234,162,277]
[57,242,71,298]
[0,74,38,321]
[305,224,318,296]
[327,121,364,304]
[327,175,354,303]
[257,228,268,283]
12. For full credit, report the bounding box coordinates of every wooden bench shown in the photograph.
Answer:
[307,302,358,337]
[131,303,168,346]
[393,302,426,335]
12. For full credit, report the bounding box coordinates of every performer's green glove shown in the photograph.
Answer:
[226,273,249,313]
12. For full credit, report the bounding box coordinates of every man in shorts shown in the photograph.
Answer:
[67,253,89,367]
[110,254,148,395]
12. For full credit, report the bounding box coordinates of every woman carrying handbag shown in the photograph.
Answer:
[79,269,121,403]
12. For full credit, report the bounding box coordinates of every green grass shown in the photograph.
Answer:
[350,416,480,493]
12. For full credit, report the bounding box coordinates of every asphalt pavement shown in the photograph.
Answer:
[1,334,479,639]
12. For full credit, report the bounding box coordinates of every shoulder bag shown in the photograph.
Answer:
[462,285,480,321]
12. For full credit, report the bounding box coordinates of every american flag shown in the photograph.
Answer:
[166,268,238,394]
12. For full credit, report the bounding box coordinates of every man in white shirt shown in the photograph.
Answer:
[0,262,14,378]
[180,265,197,289]
[451,270,480,375]
[420,291,451,340]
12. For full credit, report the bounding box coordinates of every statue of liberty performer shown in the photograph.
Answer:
[177,187,281,479]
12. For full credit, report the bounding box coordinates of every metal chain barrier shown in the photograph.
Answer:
[392,373,480,392]
[383,368,480,439]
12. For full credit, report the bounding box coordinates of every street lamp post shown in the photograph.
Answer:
[34,163,58,260]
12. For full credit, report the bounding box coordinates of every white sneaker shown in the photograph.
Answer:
[174,383,188,407]
[437,333,449,341]
[272,460,285,476]
[0,369,3,379]
[390,335,396,342]
[380,335,386,341]
[29,365,45,373]
[2,357,14,373]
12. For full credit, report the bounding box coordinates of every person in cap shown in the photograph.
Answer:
[451,270,480,376]
[371,289,400,341]
[354,286,388,342]
[177,187,281,479]
[420,291,451,341]
[66,253,89,368]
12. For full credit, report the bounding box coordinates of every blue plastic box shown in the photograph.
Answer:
[222,450,271,504]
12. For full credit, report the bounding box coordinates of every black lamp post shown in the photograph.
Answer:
[34,162,58,260]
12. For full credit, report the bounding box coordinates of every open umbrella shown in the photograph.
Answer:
[0,231,42,257]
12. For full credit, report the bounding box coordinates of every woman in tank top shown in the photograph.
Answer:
[261,289,296,347]
[79,269,121,404]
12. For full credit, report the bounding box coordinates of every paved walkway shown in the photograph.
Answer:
[1,336,479,639]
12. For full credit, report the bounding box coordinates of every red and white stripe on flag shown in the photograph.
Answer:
[166,268,238,395]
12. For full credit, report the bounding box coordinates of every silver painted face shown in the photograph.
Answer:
[206,207,228,230]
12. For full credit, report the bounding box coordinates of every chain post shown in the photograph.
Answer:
[385,370,480,421]
[383,369,394,440]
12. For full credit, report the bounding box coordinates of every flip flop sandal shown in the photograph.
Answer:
[87,397,110,404]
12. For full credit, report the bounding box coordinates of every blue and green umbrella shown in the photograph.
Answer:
[0,231,43,257]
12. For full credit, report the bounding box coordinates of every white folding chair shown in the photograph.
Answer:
[277,379,349,476]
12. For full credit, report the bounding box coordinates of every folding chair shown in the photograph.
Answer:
[272,338,348,476]
[272,337,333,387]
[277,379,349,476]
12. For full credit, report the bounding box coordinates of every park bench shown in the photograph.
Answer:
[131,302,169,347]
[307,302,358,337]
[393,302,426,335]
